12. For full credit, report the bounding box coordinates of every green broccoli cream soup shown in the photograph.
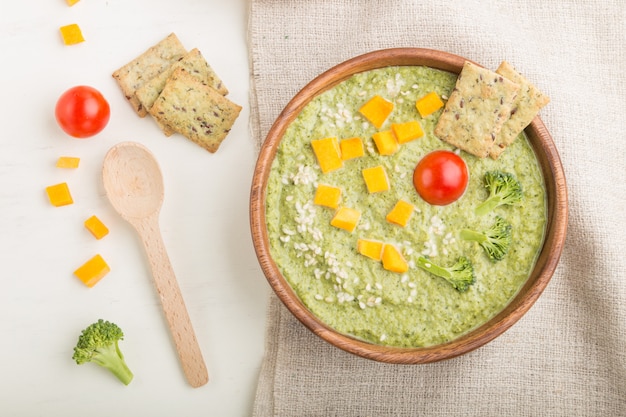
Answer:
[265,66,546,347]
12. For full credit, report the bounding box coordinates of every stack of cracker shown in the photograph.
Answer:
[434,61,549,159]
[112,33,241,153]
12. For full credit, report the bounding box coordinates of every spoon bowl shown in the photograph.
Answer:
[101,143,164,221]
[102,142,209,387]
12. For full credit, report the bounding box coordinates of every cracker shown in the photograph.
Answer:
[149,68,242,153]
[434,61,520,158]
[112,33,187,117]
[489,61,550,158]
[136,48,228,112]
[136,48,229,136]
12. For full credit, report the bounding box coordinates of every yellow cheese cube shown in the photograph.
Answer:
[391,121,424,144]
[66,0,80,5]
[362,165,390,193]
[416,92,444,117]
[386,200,415,227]
[382,244,409,273]
[56,156,80,169]
[340,137,365,160]
[84,215,110,240]
[372,130,399,155]
[314,184,342,209]
[357,239,384,261]
[359,95,394,128]
[330,207,361,232]
[74,254,110,288]
[45,182,73,207]
[59,24,85,45]
[311,137,343,173]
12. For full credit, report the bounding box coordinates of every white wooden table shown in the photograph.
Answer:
[0,0,269,415]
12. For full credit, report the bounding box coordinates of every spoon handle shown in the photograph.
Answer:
[136,214,209,388]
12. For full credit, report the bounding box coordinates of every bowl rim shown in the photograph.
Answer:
[250,47,568,364]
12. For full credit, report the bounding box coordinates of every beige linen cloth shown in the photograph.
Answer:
[248,1,626,415]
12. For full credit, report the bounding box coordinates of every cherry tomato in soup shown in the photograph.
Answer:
[55,86,110,138]
[413,150,469,206]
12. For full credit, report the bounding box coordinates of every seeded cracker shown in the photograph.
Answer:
[136,48,229,136]
[136,48,228,113]
[112,33,187,117]
[150,68,242,153]
[489,61,550,159]
[434,61,520,158]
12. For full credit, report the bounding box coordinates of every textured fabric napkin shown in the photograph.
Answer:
[248,1,626,415]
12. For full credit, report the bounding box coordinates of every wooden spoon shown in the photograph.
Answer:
[102,141,209,387]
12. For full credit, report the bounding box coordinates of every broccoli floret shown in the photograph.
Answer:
[416,256,475,292]
[72,319,134,385]
[460,216,512,261]
[475,170,523,216]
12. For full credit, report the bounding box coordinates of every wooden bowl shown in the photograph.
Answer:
[250,48,568,364]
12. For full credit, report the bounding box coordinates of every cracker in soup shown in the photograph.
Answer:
[434,61,520,158]
[489,61,550,159]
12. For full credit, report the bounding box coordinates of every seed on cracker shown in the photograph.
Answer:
[489,61,550,159]
[149,68,242,153]
[136,48,229,136]
[112,33,187,117]
[434,61,520,158]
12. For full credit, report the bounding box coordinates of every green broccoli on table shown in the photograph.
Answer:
[72,319,134,385]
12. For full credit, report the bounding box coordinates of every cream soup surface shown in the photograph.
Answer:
[265,66,546,347]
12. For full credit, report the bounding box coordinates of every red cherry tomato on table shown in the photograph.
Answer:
[55,86,110,138]
[413,150,469,206]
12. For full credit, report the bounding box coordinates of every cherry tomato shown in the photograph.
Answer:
[413,150,469,205]
[55,86,110,138]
